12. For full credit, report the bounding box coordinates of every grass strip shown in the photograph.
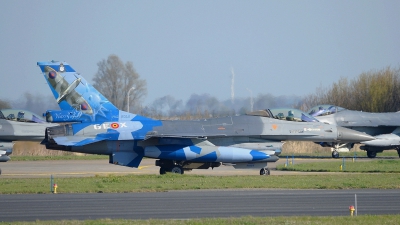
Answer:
[278,159,400,173]
[1,215,400,225]
[1,173,399,194]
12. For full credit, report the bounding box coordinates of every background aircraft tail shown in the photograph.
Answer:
[37,61,121,122]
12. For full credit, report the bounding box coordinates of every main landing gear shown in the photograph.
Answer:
[159,165,185,174]
[259,167,270,176]
[156,159,270,175]
[156,160,220,175]
[366,151,377,158]
[332,151,340,158]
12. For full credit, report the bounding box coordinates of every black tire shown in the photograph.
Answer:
[170,165,184,174]
[367,151,377,158]
[159,167,166,175]
[0,168,1,175]
[397,149,400,158]
[260,168,270,176]
[332,151,339,158]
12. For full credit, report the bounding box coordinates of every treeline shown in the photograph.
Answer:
[2,66,400,117]
[0,92,59,115]
[300,67,400,112]
[139,93,301,119]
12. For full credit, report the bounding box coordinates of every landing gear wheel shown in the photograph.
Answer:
[367,151,377,158]
[0,168,1,175]
[260,168,270,176]
[397,149,400,158]
[332,151,339,158]
[170,165,184,174]
[159,167,166,175]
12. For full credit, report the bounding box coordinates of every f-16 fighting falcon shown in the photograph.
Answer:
[37,61,374,175]
[309,104,400,158]
[0,109,57,174]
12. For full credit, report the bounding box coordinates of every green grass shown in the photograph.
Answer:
[1,173,400,194]
[1,215,400,225]
[278,159,400,173]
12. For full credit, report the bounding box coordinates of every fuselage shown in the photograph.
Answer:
[45,113,374,156]
[0,119,56,142]
[316,110,400,136]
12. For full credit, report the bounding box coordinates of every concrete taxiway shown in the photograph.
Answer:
[0,157,347,177]
[1,189,399,221]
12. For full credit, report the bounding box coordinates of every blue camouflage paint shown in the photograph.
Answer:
[37,61,76,72]
[38,61,280,172]
[193,151,218,162]
[189,145,202,154]
[158,147,187,160]
[250,150,270,161]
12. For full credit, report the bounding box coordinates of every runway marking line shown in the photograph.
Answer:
[138,165,152,170]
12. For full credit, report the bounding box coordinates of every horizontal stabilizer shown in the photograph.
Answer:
[53,136,109,146]
[109,151,143,168]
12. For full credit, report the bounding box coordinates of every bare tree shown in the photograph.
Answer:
[93,54,147,112]
[0,99,11,109]
[10,92,59,115]
[301,66,400,112]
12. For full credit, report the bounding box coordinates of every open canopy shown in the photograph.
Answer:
[246,108,319,122]
[308,105,346,117]
[0,109,46,123]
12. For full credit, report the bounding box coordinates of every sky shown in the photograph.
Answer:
[1,0,400,107]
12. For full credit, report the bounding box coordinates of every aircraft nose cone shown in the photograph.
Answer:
[337,126,375,142]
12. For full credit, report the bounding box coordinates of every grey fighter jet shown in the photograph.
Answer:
[38,61,375,175]
[0,109,57,174]
[309,105,400,158]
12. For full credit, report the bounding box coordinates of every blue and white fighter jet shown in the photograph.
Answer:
[37,61,375,175]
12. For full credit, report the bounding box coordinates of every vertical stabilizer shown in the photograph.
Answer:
[38,61,120,122]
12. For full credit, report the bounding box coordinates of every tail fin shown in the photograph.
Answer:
[37,61,120,122]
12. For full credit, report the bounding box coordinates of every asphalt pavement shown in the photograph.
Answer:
[1,189,399,221]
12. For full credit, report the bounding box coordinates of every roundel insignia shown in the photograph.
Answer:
[81,103,88,110]
[111,123,119,129]
[49,71,57,79]
[59,63,65,72]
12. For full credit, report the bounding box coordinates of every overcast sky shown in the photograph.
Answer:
[1,1,399,106]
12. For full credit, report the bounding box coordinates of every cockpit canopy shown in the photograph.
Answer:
[308,105,346,117]
[0,109,46,123]
[246,108,319,122]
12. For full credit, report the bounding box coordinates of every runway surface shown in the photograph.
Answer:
[1,189,399,221]
[0,157,355,178]
[1,158,399,221]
